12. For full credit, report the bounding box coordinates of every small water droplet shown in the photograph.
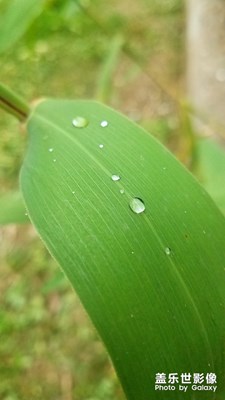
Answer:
[72,191,75,194]
[203,230,206,234]
[120,189,125,194]
[72,116,89,128]
[111,174,120,181]
[48,148,54,152]
[131,251,134,254]
[53,159,56,162]
[184,210,187,214]
[129,197,145,214]
[164,247,171,256]
[99,144,104,148]
[162,166,167,170]
[130,314,134,318]
[25,212,28,216]
[100,120,108,127]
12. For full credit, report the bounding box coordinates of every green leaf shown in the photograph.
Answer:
[197,138,225,216]
[20,100,225,400]
[0,0,45,54]
[0,190,28,225]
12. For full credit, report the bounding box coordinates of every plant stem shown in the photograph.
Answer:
[0,83,30,121]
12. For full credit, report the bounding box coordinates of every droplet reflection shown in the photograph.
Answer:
[72,116,89,128]
[129,198,145,214]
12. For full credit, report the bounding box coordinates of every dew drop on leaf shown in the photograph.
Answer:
[120,189,125,194]
[111,174,121,181]
[72,116,89,128]
[99,144,104,148]
[53,159,56,162]
[100,120,108,127]
[48,148,54,152]
[129,198,145,214]
[164,247,171,256]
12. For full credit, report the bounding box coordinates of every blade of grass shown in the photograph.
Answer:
[0,0,45,54]
[20,99,225,400]
[96,34,124,103]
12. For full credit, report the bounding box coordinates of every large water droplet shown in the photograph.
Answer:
[164,247,171,256]
[111,174,120,181]
[100,120,108,127]
[129,197,145,214]
[48,148,54,152]
[72,116,89,128]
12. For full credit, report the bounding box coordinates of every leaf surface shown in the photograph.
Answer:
[20,100,225,400]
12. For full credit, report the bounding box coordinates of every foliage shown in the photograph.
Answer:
[1,0,225,399]
[19,98,225,400]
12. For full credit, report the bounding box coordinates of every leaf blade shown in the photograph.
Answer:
[21,100,225,400]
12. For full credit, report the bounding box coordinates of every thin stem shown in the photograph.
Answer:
[0,83,30,121]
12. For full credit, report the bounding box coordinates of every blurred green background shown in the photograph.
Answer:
[0,0,224,399]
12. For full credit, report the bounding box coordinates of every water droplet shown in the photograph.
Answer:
[48,148,54,152]
[120,189,125,194]
[72,116,89,128]
[53,159,56,162]
[162,166,167,170]
[184,210,187,214]
[72,191,75,194]
[164,247,171,256]
[129,197,145,214]
[111,174,120,181]
[99,144,104,148]
[130,314,134,318]
[203,230,206,234]
[25,212,28,216]
[100,120,108,127]
[131,251,134,254]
